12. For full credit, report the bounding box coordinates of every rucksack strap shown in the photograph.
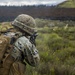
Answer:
[0,45,14,67]
[0,35,10,65]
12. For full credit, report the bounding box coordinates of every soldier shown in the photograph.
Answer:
[0,14,40,75]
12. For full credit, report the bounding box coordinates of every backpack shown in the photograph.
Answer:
[0,23,13,62]
[0,22,13,33]
[0,35,10,64]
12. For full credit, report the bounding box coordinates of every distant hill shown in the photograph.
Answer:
[57,0,75,8]
[0,5,75,22]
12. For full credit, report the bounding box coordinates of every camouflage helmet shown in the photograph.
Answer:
[12,14,37,35]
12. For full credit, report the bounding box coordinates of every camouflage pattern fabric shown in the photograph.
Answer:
[12,14,37,35]
[0,35,10,63]
[0,35,26,75]
[0,55,14,75]
[9,61,26,75]
[0,35,14,75]
[11,36,40,67]
[0,23,13,33]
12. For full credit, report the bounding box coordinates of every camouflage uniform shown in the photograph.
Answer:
[0,14,40,75]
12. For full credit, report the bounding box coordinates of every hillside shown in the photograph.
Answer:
[58,0,75,8]
[0,6,75,22]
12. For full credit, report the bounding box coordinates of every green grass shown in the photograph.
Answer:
[34,19,75,75]
[26,24,75,75]
[35,26,75,75]
[1,19,75,75]
[58,0,75,8]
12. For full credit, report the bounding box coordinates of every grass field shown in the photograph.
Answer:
[26,19,75,75]
[0,19,75,75]
[58,0,75,8]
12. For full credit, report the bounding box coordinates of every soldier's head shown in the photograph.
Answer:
[12,14,37,36]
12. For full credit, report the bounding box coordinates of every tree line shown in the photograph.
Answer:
[0,6,75,22]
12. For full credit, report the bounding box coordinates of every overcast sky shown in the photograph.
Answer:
[0,0,67,6]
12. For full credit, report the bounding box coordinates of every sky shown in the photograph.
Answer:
[0,0,67,6]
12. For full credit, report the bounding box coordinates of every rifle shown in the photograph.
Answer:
[30,32,38,46]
